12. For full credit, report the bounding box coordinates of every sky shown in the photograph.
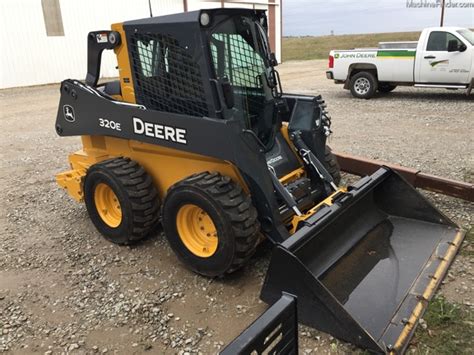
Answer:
[283,0,474,36]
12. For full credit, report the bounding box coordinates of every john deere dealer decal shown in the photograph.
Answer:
[336,52,377,59]
[430,59,449,67]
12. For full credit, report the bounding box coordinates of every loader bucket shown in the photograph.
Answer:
[261,167,465,354]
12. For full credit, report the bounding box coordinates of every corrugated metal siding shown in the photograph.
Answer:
[0,0,280,89]
[150,0,184,16]
[0,0,151,88]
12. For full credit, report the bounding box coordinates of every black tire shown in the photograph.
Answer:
[324,145,341,186]
[84,157,160,245]
[378,83,397,93]
[162,172,260,277]
[350,71,377,99]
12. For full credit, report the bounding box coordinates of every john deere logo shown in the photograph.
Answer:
[334,53,340,59]
[63,105,75,122]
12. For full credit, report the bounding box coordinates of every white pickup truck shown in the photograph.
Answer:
[326,27,474,98]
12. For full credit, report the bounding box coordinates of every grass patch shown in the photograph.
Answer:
[410,296,473,354]
[282,31,420,61]
[460,226,473,257]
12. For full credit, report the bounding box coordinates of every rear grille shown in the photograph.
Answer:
[129,33,208,117]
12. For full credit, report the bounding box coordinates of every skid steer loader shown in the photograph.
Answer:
[55,9,465,353]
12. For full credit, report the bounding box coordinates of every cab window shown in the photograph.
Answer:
[426,32,462,51]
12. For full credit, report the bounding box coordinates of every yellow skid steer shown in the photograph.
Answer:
[54,9,465,353]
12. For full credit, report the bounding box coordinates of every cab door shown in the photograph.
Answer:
[416,31,471,84]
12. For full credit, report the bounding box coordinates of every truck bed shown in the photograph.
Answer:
[378,41,418,49]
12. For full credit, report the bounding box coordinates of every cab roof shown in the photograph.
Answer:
[123,8,265,27]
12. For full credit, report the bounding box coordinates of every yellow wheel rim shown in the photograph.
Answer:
[176,204,218,258]
[94,183,122,228]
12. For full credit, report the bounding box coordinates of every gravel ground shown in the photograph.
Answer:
[0,59,472,354]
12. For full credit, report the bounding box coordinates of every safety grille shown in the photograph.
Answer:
[129,33,208,117]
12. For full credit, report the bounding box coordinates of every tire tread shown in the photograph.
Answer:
[90,157,160,244]
[168,172,260,275]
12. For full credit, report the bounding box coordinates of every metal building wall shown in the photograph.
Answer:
[0,0,281,89]
[0,0,148,89]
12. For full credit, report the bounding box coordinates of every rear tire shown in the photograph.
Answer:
[350,71,377,99]
[378,83,397,93]
[162,172,260,277]
[84,157,160,245]
[324,145,341,186]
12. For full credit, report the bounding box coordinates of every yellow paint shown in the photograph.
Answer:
[279,167,305,185]
[280,122,291,143]
[56,168,87,202]
[289,188,347,234]
[391,230,465,353]
[280,122,304,166]
[94,183,122,228]
[176,204,218,257]
[110,94,123,101]
[111,23,136,103]
[56,135,248,201]
[277,123,306,187]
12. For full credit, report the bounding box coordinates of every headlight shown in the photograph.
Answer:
[200,12,210,27]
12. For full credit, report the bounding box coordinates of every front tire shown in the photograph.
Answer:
[350,71,377,99]
[84,158,160,245]
[162,172,259,277]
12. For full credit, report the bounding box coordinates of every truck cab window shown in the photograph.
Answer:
[426,32,462,51]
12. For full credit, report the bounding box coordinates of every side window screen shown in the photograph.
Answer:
[427,32,462,51]
[130,33,208,117]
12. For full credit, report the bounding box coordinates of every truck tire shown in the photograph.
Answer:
[162,172,260,277]
[350,71,377,99]
[84,157,160,245]
[378,83,397,93]
[324,145,341,186]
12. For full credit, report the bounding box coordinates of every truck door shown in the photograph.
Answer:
[417,31,471,84]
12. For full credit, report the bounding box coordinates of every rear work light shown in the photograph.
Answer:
[328,55,334,69]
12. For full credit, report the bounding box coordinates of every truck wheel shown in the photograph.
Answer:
[324,145,341,186]
[162,172,260,277]
[378,83,397,93]
[84,158,160,245]
[350,71,377,99]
